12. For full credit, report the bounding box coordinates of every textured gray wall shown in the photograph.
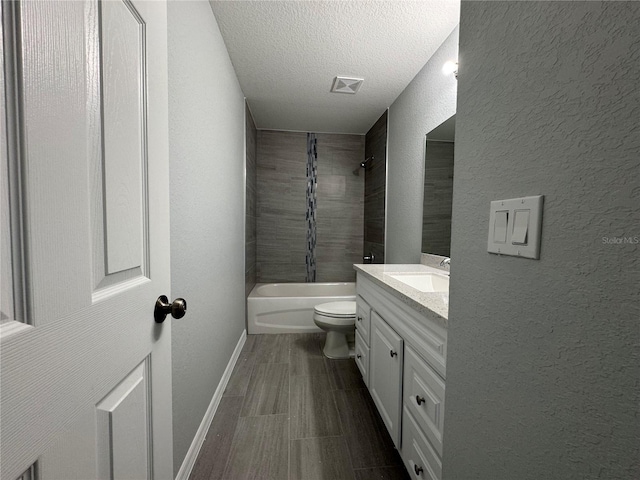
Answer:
[256,131,364,283]
[422,140,453,256]
[386,27,458,264]
[444,2,640,479]
[364,111,388,264]
[168,2,246,474]
[245,103,257,301]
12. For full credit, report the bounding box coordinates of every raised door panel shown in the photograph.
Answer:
[90,0,152,298]
[101,0,146,276]
[369,311,403,447]
[96,361,150,480]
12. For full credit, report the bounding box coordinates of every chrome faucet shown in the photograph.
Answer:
[363,252,375,264]
[440,257,451,273]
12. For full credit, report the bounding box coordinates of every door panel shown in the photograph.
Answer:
[0,1,172,479]
[96,361,150,480]
[90,0,150,295]
[369,311,403,447]
[101,0,146,276]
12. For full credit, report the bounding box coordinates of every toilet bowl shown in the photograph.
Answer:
[313,301,357,359]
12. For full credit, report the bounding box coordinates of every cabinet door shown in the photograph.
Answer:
[356,295,371,345]
[369,311,403,447]
[355,329,370,386]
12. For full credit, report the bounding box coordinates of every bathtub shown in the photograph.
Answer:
[247,282,356,334]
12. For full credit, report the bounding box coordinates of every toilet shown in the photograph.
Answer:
[313,301,357,359]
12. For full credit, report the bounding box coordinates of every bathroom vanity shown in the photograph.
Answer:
[354,264,449,480]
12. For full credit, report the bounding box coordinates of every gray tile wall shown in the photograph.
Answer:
[245,104,257,298]
[422,140,453,257]
[256,131,308,283]
[256,130,364,283]
[315,134,365,282]
[364,111,387,264]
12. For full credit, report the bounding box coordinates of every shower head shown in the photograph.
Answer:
[360,156,374,169]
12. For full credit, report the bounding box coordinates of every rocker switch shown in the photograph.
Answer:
[512,210,530,245]
[493,211,508,243]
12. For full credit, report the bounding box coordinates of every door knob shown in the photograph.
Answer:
[154,295,187,323]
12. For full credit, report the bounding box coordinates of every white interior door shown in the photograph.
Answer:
[1,1,173,479]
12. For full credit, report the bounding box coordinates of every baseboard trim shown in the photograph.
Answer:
[175,329,247,480]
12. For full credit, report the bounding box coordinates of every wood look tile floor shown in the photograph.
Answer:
[189,333,410,480]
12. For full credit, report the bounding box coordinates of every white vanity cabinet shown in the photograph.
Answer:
[355,271,447,480]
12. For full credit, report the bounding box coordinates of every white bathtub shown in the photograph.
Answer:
[247,282,356,334]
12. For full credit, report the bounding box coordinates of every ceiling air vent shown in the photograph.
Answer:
[331,76,364,94]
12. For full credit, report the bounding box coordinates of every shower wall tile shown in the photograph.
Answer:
[246,103,257,301]
[256,130,365,283]
[256,131,308,283]
[315,133,365,283]
[364,111,387,263]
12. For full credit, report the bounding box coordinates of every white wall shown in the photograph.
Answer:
[386,27,458,263]
[167,1,246,475]
[444,2,640,479]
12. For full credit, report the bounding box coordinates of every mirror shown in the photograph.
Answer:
[422,115,455,257]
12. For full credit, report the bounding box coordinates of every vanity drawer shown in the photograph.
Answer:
[355,295,371,345]
[401,407,442,480]
[354,329,369,387]
[403,345,445,456]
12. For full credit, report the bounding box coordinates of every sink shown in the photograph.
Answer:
[387,273,449,293]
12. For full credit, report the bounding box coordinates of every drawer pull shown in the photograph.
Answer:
[414,464,423,476]
[357,316,362,322]
[356,354,362,359]
[390,350,397,358]
[415,395,425,406]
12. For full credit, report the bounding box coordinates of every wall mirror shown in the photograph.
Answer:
[422,114,455,257]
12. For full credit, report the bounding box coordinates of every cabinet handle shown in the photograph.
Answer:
[389,350,397,358]
[414,464,423,476]
[356,354,362,359]
[416,395,425,406]
[357,316,362,322]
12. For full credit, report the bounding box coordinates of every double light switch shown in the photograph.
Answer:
[487,195,543,259]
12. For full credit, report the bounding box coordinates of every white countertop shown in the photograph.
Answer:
[353,263,449,324]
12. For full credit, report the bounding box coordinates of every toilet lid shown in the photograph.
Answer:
[314,301,356,318]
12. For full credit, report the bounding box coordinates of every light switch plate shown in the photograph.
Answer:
[487,195,544,259]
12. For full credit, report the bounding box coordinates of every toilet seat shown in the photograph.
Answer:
[313,301,356,318]
[314,312,355,327]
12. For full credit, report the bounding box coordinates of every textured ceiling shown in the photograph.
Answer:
[209,1,460,134]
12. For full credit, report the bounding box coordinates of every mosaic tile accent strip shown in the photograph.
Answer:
[305,133,318,283]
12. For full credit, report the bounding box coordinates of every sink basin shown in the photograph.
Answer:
[388,273,449,293]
